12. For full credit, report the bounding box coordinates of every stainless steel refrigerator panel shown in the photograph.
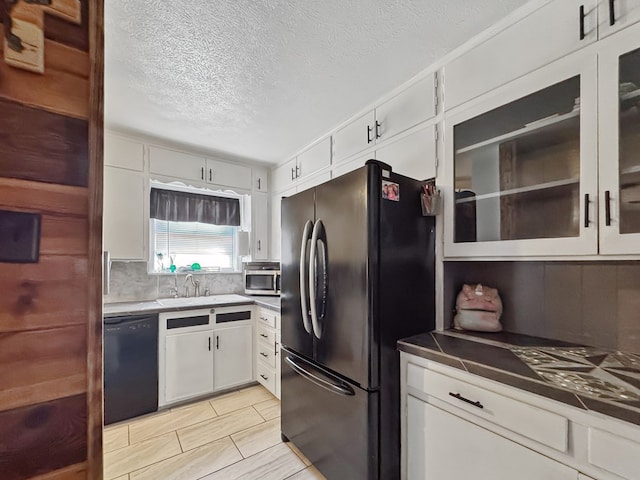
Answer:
[281,348,378,480]
[312,168,374,389]
[281,188,316,359]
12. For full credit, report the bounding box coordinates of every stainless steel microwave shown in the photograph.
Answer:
[244,265,280,296]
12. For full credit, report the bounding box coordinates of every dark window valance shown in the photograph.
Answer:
[150,188,241,226]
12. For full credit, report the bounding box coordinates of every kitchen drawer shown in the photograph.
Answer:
[407,363,568,452]
[588,428,640,480]
[257,324,275,345]
[256,361,276,393]
[257,309,276,328]
[257,340,276,368]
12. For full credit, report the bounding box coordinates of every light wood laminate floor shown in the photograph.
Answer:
[104,385,325,480]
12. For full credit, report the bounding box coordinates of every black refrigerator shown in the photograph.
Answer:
[280,160,435,480]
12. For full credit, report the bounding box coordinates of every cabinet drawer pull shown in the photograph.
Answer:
[260,333,268,338]
[258,178,261,190]
[605,190,612,226]
[609,0,616,26]
[201,167,204,180]
[209,168,212,182]
[584,193,590,228]
[216,335,219,350]
[375,120,381,139]
[579,5,587,40]
[449,392,484,409]
[260,352,268,357]
[260,374,269,380]
[367,125,373,144]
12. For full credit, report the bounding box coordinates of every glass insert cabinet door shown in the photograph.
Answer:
[599,23,640,255]
[443,53,598,257]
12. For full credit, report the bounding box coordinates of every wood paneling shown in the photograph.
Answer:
[40,215,89,256]
[0,325,87,411]
[31,463,87,480]
[44,0,89,52]
[0,395,87,480]
[0,24,89,119]
[0,256,89,333]
[0,177,88,217]
[87,0,104,477]
[0,97,89,186]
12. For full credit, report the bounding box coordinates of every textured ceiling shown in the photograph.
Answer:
[105,0,530,164]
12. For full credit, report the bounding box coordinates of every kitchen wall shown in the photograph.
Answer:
[444,261,640,354]
[104,261,243,303]
[0,1,103,479]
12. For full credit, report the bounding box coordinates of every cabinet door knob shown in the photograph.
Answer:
[584,193,590,228]
[605,190,612,226]
[260,333,268,338]
[260,374,269,380]
[449,392,483,409]
[609,0,616,26]
[579,5,587,40]
[260,352,268,357]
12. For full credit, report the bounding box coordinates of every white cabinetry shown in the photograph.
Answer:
[272,158,298,193]
[272,138,332,193]
[597,0,640,39]
[333,111,376,163]
[149,146,206,183]
[165,330,214,404]
[213,324,253,390]
[333,74,437,164]
[253,167,269,192]
[407,397,577,480]
[444,0,598,110]
[159,306,254,407]
[375,124,437,181]
[270,187,295,260]
[255,307,281,398]
[252,193,269,260]
[149,146,252,190]
[104,134,144,171]
[402,353,640,480]
[103,166,146,260]
[443,51,598,257]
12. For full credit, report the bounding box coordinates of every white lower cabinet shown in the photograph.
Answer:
[165,330,214,404]
[213,324,253,390]
[403,353,640,480]
[160,307,254,407]
[255,307,281,398]
[407,396,577,480]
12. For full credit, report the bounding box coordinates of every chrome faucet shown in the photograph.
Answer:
[185,274,201,297]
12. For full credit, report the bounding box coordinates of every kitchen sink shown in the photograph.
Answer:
[156,294,249,307]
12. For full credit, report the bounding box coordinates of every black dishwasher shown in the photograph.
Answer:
[104,313,158,425]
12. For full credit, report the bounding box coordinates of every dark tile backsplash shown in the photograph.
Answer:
[444,261,640,354]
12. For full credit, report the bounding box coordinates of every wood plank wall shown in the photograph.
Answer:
[0,1,103,478]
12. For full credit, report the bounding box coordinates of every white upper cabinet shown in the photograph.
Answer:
[206,158,252,190]
[253,167,269,192]
[104,134,144,171]
[375,73,437,141]
[297,137,331,180]
[375,124,437,181]
[149,146,206,182]
[252,192,269,260]
[272,157,298,193]
[443,51,599,257]
[148,146,252,190]
[333,75,437,164]
[598,22,640,254]
[103,166,145,260]
[445,0,598,111]
[332,153,374,180]
[598,0,640,39]
[333,111,376,163]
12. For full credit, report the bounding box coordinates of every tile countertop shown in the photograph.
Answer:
[398,330,640,427]
[104,294,280,317]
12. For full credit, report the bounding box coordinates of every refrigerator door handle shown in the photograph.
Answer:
[285,356,355,397]
[309,218,323,339]
[299,220,313,334]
